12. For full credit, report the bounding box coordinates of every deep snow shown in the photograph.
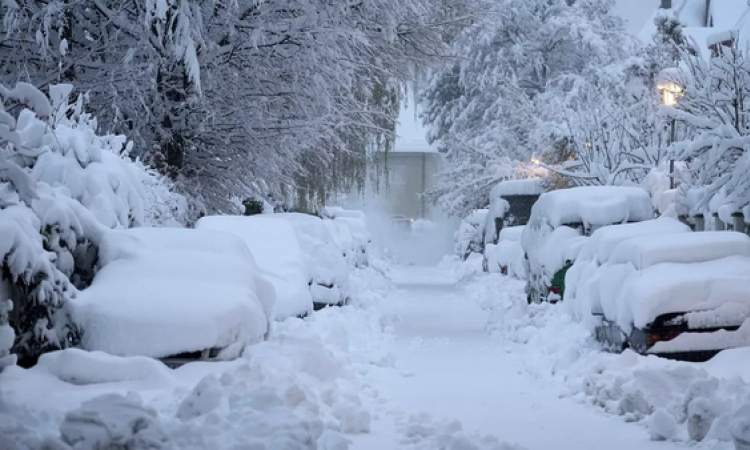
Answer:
[2,261,748,449]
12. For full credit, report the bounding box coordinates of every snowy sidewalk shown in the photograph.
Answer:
[352,265,695,450]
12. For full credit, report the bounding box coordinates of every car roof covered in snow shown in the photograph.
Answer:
[576,217,691,265]
[490,179,545,198]
[527,186,654,230]
[608,230,750,269]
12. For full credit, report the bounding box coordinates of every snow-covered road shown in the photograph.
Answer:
[352,265,694,450]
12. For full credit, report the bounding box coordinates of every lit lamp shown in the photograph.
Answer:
[658,80,683,189]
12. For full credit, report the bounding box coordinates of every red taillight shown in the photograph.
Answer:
[646,329,682,346]
[549,286,561,295]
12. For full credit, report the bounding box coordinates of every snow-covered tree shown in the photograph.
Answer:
[667,46,750,219]
[1,0,460,215]
[422,0,636,215]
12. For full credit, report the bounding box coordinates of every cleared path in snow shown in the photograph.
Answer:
[352,265,692,450]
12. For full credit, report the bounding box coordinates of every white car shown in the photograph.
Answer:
[196,215,314,320]
[72,227,273,363]
[522,186,654,303]
[276,212,350,309]
[568,228,750,361]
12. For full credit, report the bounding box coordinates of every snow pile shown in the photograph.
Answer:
[320,207,371,268]
[60,393,170,450]
[455,209,488,259]
[397,413,525,450]
[35,348,174,385]
[197,215,313,320]
[0,265,393,450]
[572,349,750,444]
[277,212,350,307]
[477,276,750,447]
[484,226,527,278]
[72,227,271,358]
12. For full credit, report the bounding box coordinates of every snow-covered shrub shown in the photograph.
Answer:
[0,297,14,371]
[0,82,186,365]
[455,209,488,260]
[667,47,750,221]
[484,226,527,279]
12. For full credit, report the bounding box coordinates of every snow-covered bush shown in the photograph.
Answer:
[455,209,488,260]
[484,226,527,279]
[0,82,186,365]
[667,46,750,222]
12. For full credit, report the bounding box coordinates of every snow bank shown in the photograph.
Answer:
[477,275,750,447]
[35,348,174,385]
[196,215,313,319]
[73,227,271,358]
[0,264,391,450]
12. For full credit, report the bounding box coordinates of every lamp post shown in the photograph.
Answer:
[658,81,682,189]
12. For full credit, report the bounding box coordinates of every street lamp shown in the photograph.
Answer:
[658,81,683,189]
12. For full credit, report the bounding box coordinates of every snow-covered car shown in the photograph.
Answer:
[456,209,488,260]
[522,186,654,303]
[196,215,314,320]
[320,207,370,267]
[569,230,750,361]
[276,212,350,310]
[483,178,544,247]
[484,225,527,278]
[72,228,273,363]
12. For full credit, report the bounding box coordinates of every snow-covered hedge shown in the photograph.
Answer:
[0,83,187,365]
